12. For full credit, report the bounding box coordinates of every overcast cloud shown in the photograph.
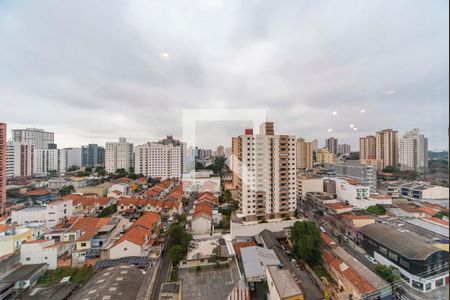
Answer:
[0,0,448,150]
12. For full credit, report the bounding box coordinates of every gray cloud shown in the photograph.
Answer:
[0,0,448,150]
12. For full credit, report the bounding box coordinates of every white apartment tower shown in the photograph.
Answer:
[12,128,54,149]
[233,122,297,221]
[134,142,182,179]
[6,141,34,178]
[34,149,67,176]
[105,138,134,173]
[399,129,428,174]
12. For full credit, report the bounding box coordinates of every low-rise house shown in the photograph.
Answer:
[191,202,212,236]
[266,265,304,300]
[145,199,183,218]
[108,183,131,196]
[179,238,232,269]
[0,225,32,257]
[20,239,70,270]
[322,250,376,300]
[0,264,47,294]
[241,246,280,283]
[324,202,354,214]
[117,197,149,214]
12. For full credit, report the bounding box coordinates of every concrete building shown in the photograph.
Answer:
[12,128,54,150]
[266,265,304,300]
[325,137,338,155]
[332,178,392,209]
[359,136,376,160]
[81,144,105,167]
[337,144,351,156]
[20,239,69,270]
[312,139,319,152]
[233,123,297,221]
[62,148,82,169]
[399,129,428,174]
[316,148,335,165]
[0,123,7,216]
[11,199,73,229]
[34,148,67,176]
[296,138,313,170]
[6,141,34,178]
[0,225,32,257]
[135,142,183,179]
[105,138,134,174]
[241,246,280,282]
[376,129,398,169]
[216,145,225,157]
[334,161,377,194]
[297,174,323,199]
[396,182,449,200]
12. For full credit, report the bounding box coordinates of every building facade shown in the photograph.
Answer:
[81,144,105,167]
[359,135,376,160]
[62,148,82,169]
[316,148,335,165]
[376,129,398,169]
[326,137,338,155]
[105,138,134,173]
[233,122,297,221]
[399,129,428,174]
[0,123,6,216]
[34,149,67,176]
[6,141,34,178]
[134,142,182,179]
[296,138,313,170]
[334,161,377,194]
[337,144,351,156]
[12,128,54,150]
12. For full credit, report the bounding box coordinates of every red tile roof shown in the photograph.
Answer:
[425,217,449,227]
[70,217,111,241]
[118,197,148,206]
[324,203,353,210]
[233,242,256,257]
[131,212,161,231]
[114,225,151,247]
[341,214,373,220]
[25,189,50,196]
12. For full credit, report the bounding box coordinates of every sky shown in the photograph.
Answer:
[0,0,448,151]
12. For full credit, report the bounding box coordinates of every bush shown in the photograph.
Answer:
[367,205,387,216]
[37,267,94,286]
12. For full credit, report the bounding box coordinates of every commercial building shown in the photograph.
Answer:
[11,199,73,229]
[12,128,54,149]
[399,129,428,174]
[296,138,313,170]
[359,136,376,160]
[81,144,105,167]
[395,182,449,200]
[332,178,391,209]
[297,174,323,199]
[105,138,134,173]
[316,148,335,165]
[325,137,338,155]
[0,123,7,216]
[360,223,449,293]
[135,141,183,179]
[334,161,377,193]
[233,122,297,221]
[376,129,398,169]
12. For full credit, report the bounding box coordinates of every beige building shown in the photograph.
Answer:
[316,148,335,165]
[266,265,304,300]
[297,174,323,200]
[105,137,134,174]
[359,136,376,160]
[233,122,297,221]
[296,138,313,170]
[375,129,398,169]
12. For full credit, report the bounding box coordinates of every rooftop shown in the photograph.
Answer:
[267,265,303,298]
[241,246,280,281]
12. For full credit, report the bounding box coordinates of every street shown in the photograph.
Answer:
[150,243,173,300]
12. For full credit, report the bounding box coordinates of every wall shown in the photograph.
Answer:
[109,240,142,259]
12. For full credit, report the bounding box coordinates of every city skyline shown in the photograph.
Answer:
[0,1,448,150]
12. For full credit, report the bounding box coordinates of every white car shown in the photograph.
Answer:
[365,255,377,265]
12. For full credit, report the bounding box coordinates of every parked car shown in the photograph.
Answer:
[320,226,326,233]
[365,255,377,265]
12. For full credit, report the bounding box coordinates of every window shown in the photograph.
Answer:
[26,258,31,261]
[124,248,128,251]
[388,251,398,261]
[81,242,87,247]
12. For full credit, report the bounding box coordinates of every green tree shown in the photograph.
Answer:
[67,165,80,172]
[128,173,138,180]
[128,167,135,174]
[115,168,128,178]
[435,211,449,219]
[169,245,185,264]
[375,264,400,283]
[290,221,322,266]
[383,165,400,173]
[97,204,117,217]
[59,185,75,197]
[95,166,106,177]
[85,167,93,173]
[223,190,232,203]
[367,205,387,216]
[48,169,58,177]
[212,245,222,266]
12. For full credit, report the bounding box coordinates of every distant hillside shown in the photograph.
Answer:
[428,151,448,161]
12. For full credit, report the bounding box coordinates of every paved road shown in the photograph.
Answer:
[184,192,197,214]
[150,243,172,300]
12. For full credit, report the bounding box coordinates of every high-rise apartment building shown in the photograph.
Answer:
[0,123,6,216]
[312,139,319,152]
[399,129,428,174]
[335,161,377,194]
[325,137,338,155]
[233,122,297,221]
[231,137,239,189]
[316,148,336,164]
[62,148,82,169]
[6,141,34,178]
[216,145,225,157]
[376,129,398,169]
[105,138,134,173]
[296,138,313,170]
[12,128,54,149]
[135,141,183,179]
[81,144,105,167]
[34,149,67,176]
[337,144,352,155]
[360,136,377,160]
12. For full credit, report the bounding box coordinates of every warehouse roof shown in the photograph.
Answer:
[360,223,442,260]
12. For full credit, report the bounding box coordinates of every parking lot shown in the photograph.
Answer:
[179,261,240,300]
